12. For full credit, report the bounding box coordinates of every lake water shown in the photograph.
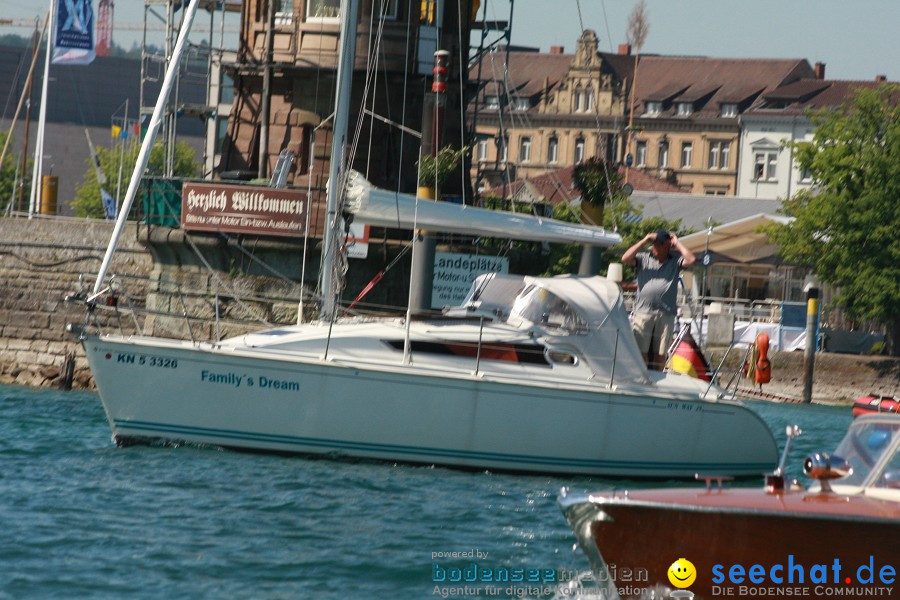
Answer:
[0,384,852,599]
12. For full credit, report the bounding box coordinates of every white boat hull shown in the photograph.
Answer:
[84,334,777,476]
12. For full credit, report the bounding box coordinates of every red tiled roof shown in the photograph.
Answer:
[505,164,681,204]
[633,56,814,117]
[747,79,893,116]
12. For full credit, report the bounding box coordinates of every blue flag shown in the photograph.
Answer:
[53,0,96,65]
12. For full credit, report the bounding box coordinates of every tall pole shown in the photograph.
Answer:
[258,0,275,179]
[92,0,202,296]
[13,19,45,214]
[29,0,55,219]
[801,284,820,404]
[319,0,359,320]
[408,50,449,315]
[0,17,47,179]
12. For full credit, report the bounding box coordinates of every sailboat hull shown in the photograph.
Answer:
[84,334,777,477]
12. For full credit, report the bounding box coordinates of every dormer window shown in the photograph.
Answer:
[484,95,500,110]
[514,97,530,111]
[721,103,738,118]
[676,102,693,117]
[646,101,663,116]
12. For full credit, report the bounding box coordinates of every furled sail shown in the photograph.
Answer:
[343,171,622,247]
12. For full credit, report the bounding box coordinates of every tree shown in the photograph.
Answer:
[0,133,28,214]
[767,84,900,354]
[72,140,201,218]
[543,187,685,277]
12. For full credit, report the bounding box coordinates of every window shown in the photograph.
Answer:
[585,87,593,111]
[681,142,693,168]
[477,139,487,162]
[753,151,778,181]
[219,71,235,105]
[635,140,647,167]
[574,138,585,163]
[658,140,669,168]
[307,0,340,20]
[275,0,293,24]
[376,0,399,19]
[519,136,532,163]
[484,95,500,110]
[799,168,812,183]
[708,141,730,169]
[547,136,559,164]
[646,101,662,116]
[721,103,738,118]
[677,102,693,117]
[574,88,584,112]
[498,136,508,162]
[514,97,529,111]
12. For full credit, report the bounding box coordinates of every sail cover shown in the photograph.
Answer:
[343,171,622,247]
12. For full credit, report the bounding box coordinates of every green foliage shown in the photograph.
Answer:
[72,140,201,218]
[573,157,623,207]
[417,146,466,191]
[767,84,900,352]
[0,133,29,214]
[542,193,685,277]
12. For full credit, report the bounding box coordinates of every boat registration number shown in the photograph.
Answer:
[113,352,178,369]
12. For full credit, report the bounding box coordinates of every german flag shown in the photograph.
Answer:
[667,333,711,381]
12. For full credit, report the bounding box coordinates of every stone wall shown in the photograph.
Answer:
[0,217,152,388]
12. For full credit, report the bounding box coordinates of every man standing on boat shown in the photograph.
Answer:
[622,230,696,370]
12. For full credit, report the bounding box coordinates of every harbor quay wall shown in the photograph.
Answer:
[0,217,152,389]
[0,217,546,390]
[0,217,402,389]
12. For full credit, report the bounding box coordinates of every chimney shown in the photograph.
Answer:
[814,62,826,80]
[875,74,887,82]
[618,43,632,56]
[549,46,564,54]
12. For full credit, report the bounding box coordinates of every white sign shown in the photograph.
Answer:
[346,223,369,259]
[431,252,509,309]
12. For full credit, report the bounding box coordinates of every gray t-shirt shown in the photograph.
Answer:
[633,251,684,314]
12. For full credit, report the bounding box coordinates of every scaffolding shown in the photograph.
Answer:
[139,0,241,177]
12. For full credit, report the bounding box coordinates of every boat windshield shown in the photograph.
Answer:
[509,285,588,334]
[832,418,900,487]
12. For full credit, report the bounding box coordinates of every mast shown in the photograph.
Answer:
[91,0,202,296]
[29,0,55,219]
[319,0,360,320]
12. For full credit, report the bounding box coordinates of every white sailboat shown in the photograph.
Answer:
[76,0,778,476]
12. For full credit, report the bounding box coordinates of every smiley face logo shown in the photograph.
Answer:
[667,558,696,588]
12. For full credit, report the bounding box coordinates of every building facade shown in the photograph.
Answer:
[469,33,816,197]
[217,0,475,197]
[737,73,888,199]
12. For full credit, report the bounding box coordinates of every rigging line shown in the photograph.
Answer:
[600,0,614,53]
[346,2,387,187]
[456,0,468,202]
[227,235,315,302]
[390,0,415,231]
[311,1,337,300]
[575,0,619,225]
[181,231,273,326]
[1,42,29,121]
[363,0,391,179]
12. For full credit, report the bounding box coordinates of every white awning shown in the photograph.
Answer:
[343,171,622,247]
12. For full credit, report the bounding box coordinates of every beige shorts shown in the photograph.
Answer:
[632,310,676,356]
